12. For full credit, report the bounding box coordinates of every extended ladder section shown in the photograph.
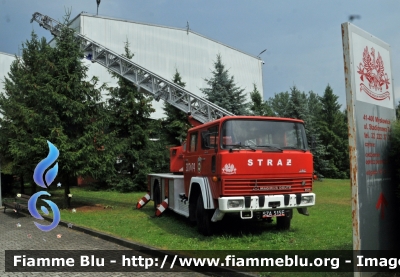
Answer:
[31,12,234,124]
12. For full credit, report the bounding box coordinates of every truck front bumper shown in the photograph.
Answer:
[211,193,315,222]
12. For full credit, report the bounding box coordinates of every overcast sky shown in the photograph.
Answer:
[1,0,400,109]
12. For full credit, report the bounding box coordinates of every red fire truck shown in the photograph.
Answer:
[32,12,315,235]
[147,116,315,235]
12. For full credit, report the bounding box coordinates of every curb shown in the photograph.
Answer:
[38,214,258,277]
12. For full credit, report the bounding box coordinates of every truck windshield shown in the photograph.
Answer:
[220,119,308,151]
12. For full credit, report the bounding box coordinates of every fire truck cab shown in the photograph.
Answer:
[148,116,316,235]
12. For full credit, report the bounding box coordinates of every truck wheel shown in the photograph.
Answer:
[196,194,213,236]
[277,210,292,230]
[153,182,161,210]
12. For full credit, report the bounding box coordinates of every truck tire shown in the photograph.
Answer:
[153,182,161,211]
[196,194,213,236]
[277,210,292,230]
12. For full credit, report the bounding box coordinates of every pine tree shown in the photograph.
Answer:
[288,87,330,176]
[50,14,118,207]
[337,110,349,178]
[319,84,349,178]
[388,120,400,197]
[266,88,329,175]
[162,70,191,146]
[107,41,159,192]
[305,91,329,177]
[0,32,52,194]
[249,84,273,116]
[287,86,308,119]
[0,15,117,208]
[267,91,291,117]
[258,85,349,178]
[320,85,342,127]
[201,54,248,115]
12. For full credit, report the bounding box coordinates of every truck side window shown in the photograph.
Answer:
[189,133,198,152]
[209,126,218,148]
[201,126,218,149]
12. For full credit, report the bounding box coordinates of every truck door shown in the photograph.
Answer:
[184,126,219,197]
[184,131,199,193]
[200,125,219,178]
[199,125,219,199]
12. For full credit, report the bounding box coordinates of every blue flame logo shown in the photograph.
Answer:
[33,141,59,188]
[28,141,61,232]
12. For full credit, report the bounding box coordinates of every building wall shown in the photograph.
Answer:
[71,14,263,119]
[0,52,16,95]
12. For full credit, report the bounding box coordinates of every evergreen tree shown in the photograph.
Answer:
[388,120,400,198]
[320,85,342,127]
[267,91,291,117]
[201,54,248,115]
[319,84,349,178]
[0,17,117,208]
[49,15,118,206]
[287,86,308,119]
[305,91,329,176]
[257,85,349,178]
[0,33,52,195]
[249,84,273,116]
[107,41,161,192]
[267,88,329,175]
[287,87,330,176]
[162,70,191,146]
[337,109,350,178]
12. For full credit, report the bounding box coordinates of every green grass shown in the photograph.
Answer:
[16,178,352,252]
[5,179,353,276]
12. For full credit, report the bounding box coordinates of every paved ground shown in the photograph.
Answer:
[0,208,212,277]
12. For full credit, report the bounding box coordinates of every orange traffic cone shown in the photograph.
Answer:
[155,198,169,216]
[136,193,151,209]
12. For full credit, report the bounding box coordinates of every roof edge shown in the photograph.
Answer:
[72,12,260,60]
[0,51,18,58]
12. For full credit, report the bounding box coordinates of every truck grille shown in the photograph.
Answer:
[222,177,312,195]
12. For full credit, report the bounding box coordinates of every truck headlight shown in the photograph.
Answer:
[301,195,314,204]
[228,199,243,208]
